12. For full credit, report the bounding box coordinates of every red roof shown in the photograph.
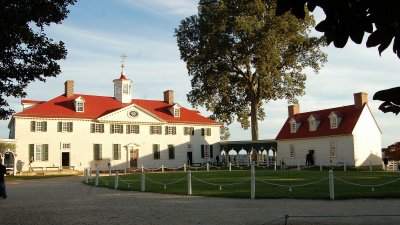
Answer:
[15,94,218,125]
[21,100,45,104]
[275,104,365,140]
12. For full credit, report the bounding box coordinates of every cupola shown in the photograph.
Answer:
[113,54,132,103]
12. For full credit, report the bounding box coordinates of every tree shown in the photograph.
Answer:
[276,0,400,58]
[382,141,400,161]
[0,0,76,119]
[175,0,327,140]
[276,0,400,115]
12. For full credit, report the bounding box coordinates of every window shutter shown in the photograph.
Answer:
[30,121,36,132]
[210,145,213,158]
[100,124,104,133]
[207,128,211,136]
[120,125,123,134]
[110,124,114,134]
[201,128,205,136]
[126,125,130,134]
[90,123,95,133]
[150,126,153,134]
[191,127,194,135]
[57,122,62,132]
[43,121,47,132]
[165,126,168,135]
[99,144,102,159]
[173,127,176,135]
[43,144,49,161]
[136,125,140,134]
[201,145,205,158]
[69,122,73,132]
[113,144,118,160]
[29,144,34,161]
[93,144,97,160]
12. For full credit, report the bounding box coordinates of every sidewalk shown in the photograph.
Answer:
[0,176,399,225]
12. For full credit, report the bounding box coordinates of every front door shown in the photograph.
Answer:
[62,152,70,167]
[130,149,138,168]
[187,152,193,165]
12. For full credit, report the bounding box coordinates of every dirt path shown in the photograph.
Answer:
[0,176,399,225]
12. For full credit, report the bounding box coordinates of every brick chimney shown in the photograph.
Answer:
[164,90,174,105]
[288,104,300,118]
[354,92,368,109]
[65,80,74,98]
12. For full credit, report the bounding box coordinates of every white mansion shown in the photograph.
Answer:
[6,69,221,172]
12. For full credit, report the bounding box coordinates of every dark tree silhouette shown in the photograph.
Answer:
[382,141,400,161]
[276,0,400,115]
[0,0,76,119]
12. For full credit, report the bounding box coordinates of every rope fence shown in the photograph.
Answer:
[83,165,400,200]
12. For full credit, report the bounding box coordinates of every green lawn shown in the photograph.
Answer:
[88,169,400,199]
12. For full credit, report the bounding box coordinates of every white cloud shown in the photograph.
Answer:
[120,0,198,17]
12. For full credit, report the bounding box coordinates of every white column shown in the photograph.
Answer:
[329,170,335,200]
[251,164,255,200]
[187,171,192,195]
[114,171,119,189]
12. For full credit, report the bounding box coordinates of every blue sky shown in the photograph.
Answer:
[1,0,399,147]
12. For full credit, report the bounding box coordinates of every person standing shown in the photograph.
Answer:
[383,157,389,171]
[0,160,7,199]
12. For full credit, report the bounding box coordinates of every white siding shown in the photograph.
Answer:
[13,117,220,171]
[277,136,354,166]
[352,106,382,166]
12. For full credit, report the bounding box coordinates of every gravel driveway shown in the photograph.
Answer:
[0,176,399,225]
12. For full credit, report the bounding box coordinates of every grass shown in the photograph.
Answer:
[87,168,400,199]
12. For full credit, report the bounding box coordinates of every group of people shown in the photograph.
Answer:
[305,153,315,166]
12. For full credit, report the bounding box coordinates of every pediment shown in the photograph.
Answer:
[97,104,164,123]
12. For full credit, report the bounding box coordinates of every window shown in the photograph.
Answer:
[168,144,175,159]
[290,122,297,133]
[201,145,212,159]
[123,84,129,94]
[202,128,211,136]
[110,124,124,134]
[61,143,71,150]
[76,102,84,112]
[330,141,337,158]
[290,145,295,158]
[173,108,180,117]
[184,127,194,135]
[126,125,140,134]
[29,144,49,161]
[165,126,176,135]
[113,144,121,160]
[150,126,162,135]
[309,119,316,131]
[90,123,105,133]
[57,122,73,132]
[330,116,337,129]
[30,121,47,132]
[93,144,102,160]
[153,144,160,159]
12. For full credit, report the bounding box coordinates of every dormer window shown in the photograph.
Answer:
[74,96,85,112]
[289,118,300,133]
[169,104,181,118]
[329,112,342,129]
[308,115,320,131]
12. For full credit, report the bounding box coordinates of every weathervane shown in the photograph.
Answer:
[120,53,127,75]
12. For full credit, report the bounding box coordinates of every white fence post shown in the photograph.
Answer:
[274,161,277,171]
[95,169,99,187]
[329,170,335,200]
[184,163,187,172]
[207,162,210,171]
[188,171,192,195]
[229,162,232,171]
[162,164,164,173]
[297,161,300,171]
[251,164,255,200]
[141,165,144,172]
[114,171,119,189]
[84,168,88,184]
[320,162,322,171]
[108,167,111,176]
[369,161,372,172]
[344,162,347,172]
[141,171,145,192]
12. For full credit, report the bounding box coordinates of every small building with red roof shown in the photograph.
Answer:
[275,92,382,167]
[8,65,221,172]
